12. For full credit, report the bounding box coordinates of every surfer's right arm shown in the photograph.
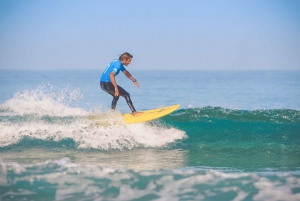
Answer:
[110,72,119,96]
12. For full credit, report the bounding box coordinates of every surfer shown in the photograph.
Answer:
[100,52,143,117]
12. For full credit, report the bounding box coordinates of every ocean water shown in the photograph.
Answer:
[0,69,300,201]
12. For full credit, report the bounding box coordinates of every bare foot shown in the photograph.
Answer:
[132,111,144,117]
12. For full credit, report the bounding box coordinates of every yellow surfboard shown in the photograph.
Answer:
[123,104,180,124]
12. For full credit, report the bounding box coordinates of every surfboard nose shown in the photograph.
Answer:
[123,104,180,124]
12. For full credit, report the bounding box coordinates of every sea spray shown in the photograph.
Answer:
[0,84,86,116]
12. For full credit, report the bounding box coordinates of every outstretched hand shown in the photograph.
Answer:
[134,81,140,88]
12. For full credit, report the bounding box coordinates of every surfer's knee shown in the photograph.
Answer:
[124,92,131,100]
[113,95,119,101]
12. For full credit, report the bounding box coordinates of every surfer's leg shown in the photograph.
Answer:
[111,95,119,110]
[100,81,120,110]
[117,85,136,113]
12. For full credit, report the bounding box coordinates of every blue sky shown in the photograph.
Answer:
[0,0,299,70]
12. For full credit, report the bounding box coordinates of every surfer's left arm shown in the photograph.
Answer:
[123,70,140,88]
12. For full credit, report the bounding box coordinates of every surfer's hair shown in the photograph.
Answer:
[119,52,133,61]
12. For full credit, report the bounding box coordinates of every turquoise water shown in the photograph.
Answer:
[0,70,300,200]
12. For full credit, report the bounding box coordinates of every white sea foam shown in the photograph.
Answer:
[0,87,186,150]
[253,177,300,201]
[2,159,299,201]
[0,115,186,150]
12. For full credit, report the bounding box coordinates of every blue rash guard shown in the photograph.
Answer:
[100,59,126,82]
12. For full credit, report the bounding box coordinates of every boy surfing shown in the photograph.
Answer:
[100,52,143,117]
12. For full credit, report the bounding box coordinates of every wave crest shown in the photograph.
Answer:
[166,106,300,124]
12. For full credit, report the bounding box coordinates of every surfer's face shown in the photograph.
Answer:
[123,58,132,66]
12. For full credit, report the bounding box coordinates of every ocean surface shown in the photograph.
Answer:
[0,69,300,200]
